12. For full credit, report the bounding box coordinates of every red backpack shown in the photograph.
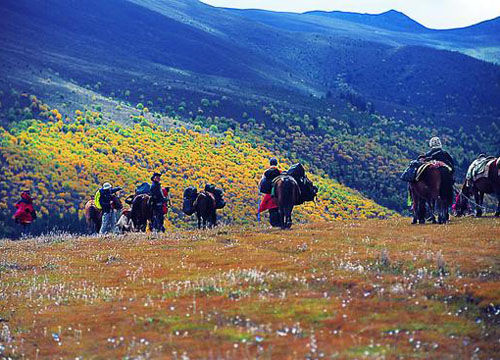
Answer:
[162,187,170,214]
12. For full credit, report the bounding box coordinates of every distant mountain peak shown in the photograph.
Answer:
[305,8,431,33]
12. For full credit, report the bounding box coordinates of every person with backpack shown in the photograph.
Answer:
[95,182,122,234]
[258,158,282,227]
[13,190,37,227]
[150,173,167,232]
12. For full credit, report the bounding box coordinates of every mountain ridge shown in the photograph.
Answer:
[0,0,498,217]
[304,9,432,33]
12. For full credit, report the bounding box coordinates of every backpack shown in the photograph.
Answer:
[260,167,281,194]
[94,189,102,210]
[213,188,226,209]
[400,161,420,182]
[287,163,305,181]
[136,182,151,195]
[204,184,216,194]
[182,186,198,216]
[259,177,272,194]
[300,177,318,202]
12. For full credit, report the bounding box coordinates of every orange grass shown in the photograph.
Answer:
[0,217,499,359]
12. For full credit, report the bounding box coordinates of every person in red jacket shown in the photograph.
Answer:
[13,190,37,226]
[258,158,282,227]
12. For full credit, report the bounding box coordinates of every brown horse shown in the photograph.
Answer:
[409,164,454,224]
[458,157,500,217]
[274,175,300,229]
[84,200,101,233]
[130,194,153,232]
[84,196,123,233]
[193,191,217,229]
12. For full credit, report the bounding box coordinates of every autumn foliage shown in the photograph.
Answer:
[0,100,392,229]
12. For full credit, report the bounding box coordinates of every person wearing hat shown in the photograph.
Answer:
[424,137,455,222]
[424,137,455,174]
[150,173,166,232]
[98,182,122,234]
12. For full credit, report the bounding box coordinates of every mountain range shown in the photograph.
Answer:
[0,0,499,219]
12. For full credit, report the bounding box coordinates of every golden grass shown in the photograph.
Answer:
[0,217,498,359]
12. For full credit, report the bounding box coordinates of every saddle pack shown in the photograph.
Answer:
[415,160,452,181]
[285,163,318,205]
[135,182,151,195]
[466,156,496,182]
[205,184,226,209]
[400,160,420,183]
[182,186,198,216]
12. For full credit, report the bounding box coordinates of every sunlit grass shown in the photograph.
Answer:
[0,217,498,358]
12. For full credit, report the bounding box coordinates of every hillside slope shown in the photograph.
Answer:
[0,93,392,238]
[0,0,499,215]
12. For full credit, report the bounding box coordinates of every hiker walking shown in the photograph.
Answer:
[96,182,122,234]
[150,172,167,232]
[258,158,282,227]
[13,190,37,228]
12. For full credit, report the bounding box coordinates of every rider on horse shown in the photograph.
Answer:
[425,137,455,175]
[150,172,167,232]
[401,137,455,184]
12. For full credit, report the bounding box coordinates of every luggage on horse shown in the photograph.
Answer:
[205,184,225,209]
[136,182,151,195]
[212,188,226,209]
[204,184,216,194]
[285,163,318,205]
[183,186,198,216]
[400,160,421,182]
[466,155,496,182]
[287,163,305,180]
[300,177,318,202]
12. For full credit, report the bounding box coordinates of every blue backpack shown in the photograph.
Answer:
[136,182,151,195]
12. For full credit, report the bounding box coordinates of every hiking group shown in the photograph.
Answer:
[11,136,499,233]
[86,172,172,234]
[400,137,500,223]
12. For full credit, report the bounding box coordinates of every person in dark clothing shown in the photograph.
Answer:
[424,137,454,222]
[259,158,282,227]
[425,137,455,174]
[150,172,166,232]
[99,182,122,234]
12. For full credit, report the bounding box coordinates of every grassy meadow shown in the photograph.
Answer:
[0,217,498,359]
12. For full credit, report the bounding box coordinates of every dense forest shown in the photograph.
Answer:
[0,92,393,238]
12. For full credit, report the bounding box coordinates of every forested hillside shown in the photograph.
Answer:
[0,93,392,238]
[0,0,498,219]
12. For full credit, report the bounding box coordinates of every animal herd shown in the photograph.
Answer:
[410,156,500,224]
[82,156,500,233]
